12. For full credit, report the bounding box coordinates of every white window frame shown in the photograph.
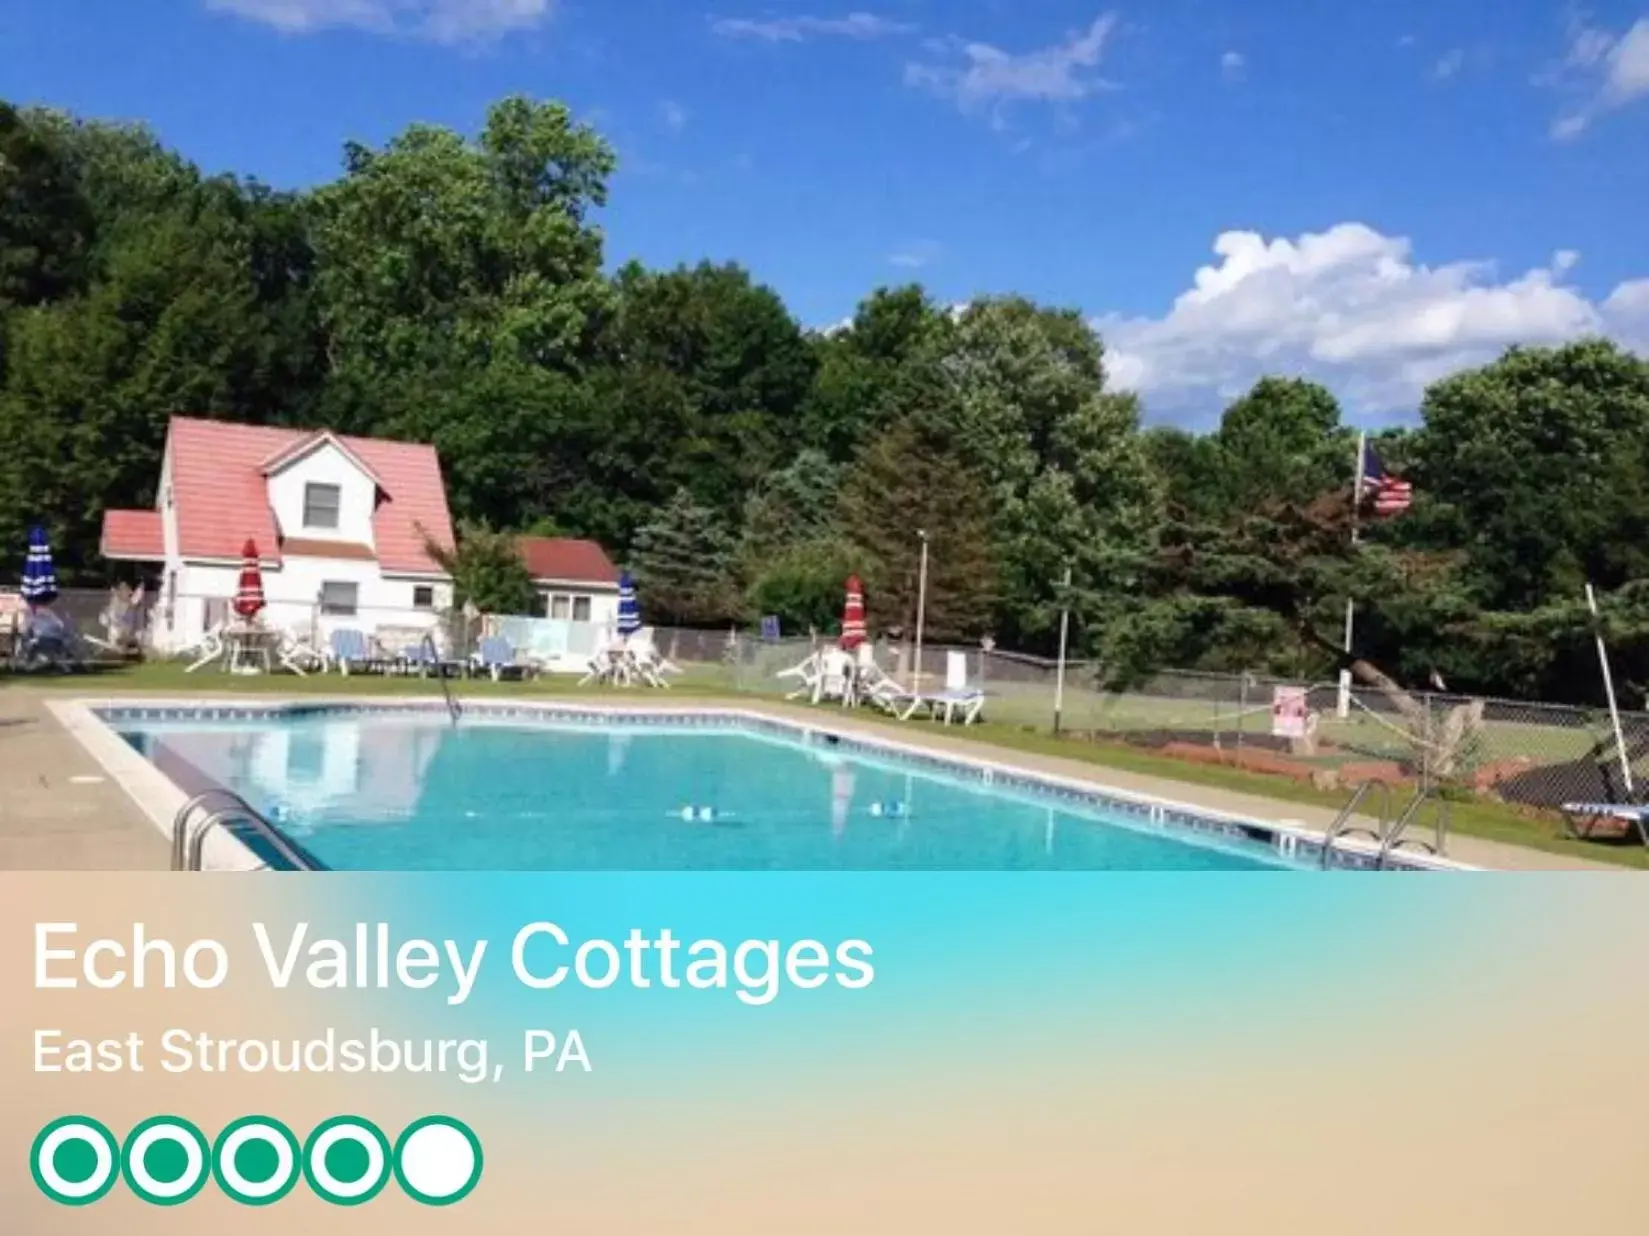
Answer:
[319,581,359,617]
[303,482,342,530]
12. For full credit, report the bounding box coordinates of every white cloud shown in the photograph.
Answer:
[905,12,1120,117]
[888,240,942,269]
[1099,223,1649,423]
[660,100,688,132]
[709,12,913,42]
[203,0,552,43]
[1220,50,1244,81]
[1430,48,1465,81]
[1542,13,1649,137]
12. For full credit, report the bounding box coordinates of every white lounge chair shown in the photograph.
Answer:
[776,650,822,700]
[278,630,328,676]
[855,646,918,715]
[901,651,985,725]
[182,625,226,673]
[812,647,857,707]
[628,628,680,688]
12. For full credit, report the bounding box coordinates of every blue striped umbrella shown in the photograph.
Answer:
[616,570,642,638]
[21,525,59,606]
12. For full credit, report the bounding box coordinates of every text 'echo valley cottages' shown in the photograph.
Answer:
[100,416,622,654]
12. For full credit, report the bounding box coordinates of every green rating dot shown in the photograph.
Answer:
[121,1116,210,1206]
[31,1117,119,1206]
[213,1117,301,1207]
[302,1117,390,1206]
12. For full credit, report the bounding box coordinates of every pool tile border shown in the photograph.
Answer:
[63,696,1473,872]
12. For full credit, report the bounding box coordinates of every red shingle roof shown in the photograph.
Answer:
[101,510,165,560]
[150,417,454,574]
[517,537,620,586]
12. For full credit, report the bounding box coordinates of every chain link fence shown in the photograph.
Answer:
[696,630,1648,815]
[8,594,1644,817]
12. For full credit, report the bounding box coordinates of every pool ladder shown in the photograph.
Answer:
[1319,780,1450,869]
[424,633,461,726]
[171,790,317,872]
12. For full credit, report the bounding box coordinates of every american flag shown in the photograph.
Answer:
[1360,443,1413,517]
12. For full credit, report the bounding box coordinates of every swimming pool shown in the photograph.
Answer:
[96,702,1429,871]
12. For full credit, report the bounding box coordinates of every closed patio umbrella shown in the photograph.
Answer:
[21,526,59,607]
[616,570,642,639]
[840,575,867,651]
[233,539,266,621]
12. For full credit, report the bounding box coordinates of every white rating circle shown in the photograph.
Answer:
[303,1118,390,1205]
[122,1118,210,1205]
[214,1118,301,1205]
[33,1120,118,1204]
[393,1117,483,1206]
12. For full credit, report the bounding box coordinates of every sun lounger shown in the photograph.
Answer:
[329,628,378,675]
[628,629,680,688]
[182,626,226,673]
[902,688,986,726]
[776,651,822,700]
[18,608,77,672]
[277,630,327,676]
[475,635,533,681]
[1560,801,1649,845]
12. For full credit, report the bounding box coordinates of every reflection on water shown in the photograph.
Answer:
[147,717,443,830]
[118,716,1288,871]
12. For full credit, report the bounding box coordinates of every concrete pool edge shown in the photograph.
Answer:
[52,696,1479,873]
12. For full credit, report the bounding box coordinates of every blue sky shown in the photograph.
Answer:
[2,0,1646,425]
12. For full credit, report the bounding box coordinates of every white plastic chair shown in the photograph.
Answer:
[812,648,856,707]
[776,650,822,700]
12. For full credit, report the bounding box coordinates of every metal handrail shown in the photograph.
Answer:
[1320,779,1394,868]
[1377,787,1451,867]
[171,789,248,870]
[425,633,461,726]
[171,790,317,872]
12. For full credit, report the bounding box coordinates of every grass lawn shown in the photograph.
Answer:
[8,659,1643,869]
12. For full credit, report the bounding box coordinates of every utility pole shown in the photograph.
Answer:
[1338,430,1367,719]
[912,530,929,693]
[1053,566,1073,734]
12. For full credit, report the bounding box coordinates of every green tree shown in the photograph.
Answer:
[746,539,862,635]
[310,96,615,529]
[630,489,742,625]
[800,284,950,461]
[939,297,1161,645]
[424,523,537,616]
[1411,340,1649,610]
[838,413,997,643]
[1214,377,1351,514]
[588,260,817,524]
[0,127,321,574]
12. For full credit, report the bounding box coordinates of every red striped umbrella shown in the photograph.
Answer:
[840,575,867,650]
[233,538,266,620]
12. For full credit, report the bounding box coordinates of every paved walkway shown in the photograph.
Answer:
[0,691,168,870]
[0,685,1623,871]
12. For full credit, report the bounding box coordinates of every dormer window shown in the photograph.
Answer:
[303,483,341,530]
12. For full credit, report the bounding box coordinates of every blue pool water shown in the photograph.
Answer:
[115,711,1293,871]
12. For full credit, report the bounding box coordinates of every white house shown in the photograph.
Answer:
[101,416,457,654]
[516,536,622,627]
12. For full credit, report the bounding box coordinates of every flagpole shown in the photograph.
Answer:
[912,530,929,693]
[1586,582,1638,809]
[1338,431,1367,719]
[1053,566,1072,734]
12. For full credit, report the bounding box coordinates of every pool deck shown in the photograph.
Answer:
[0,686,1623,872]
[0,690,169,870]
